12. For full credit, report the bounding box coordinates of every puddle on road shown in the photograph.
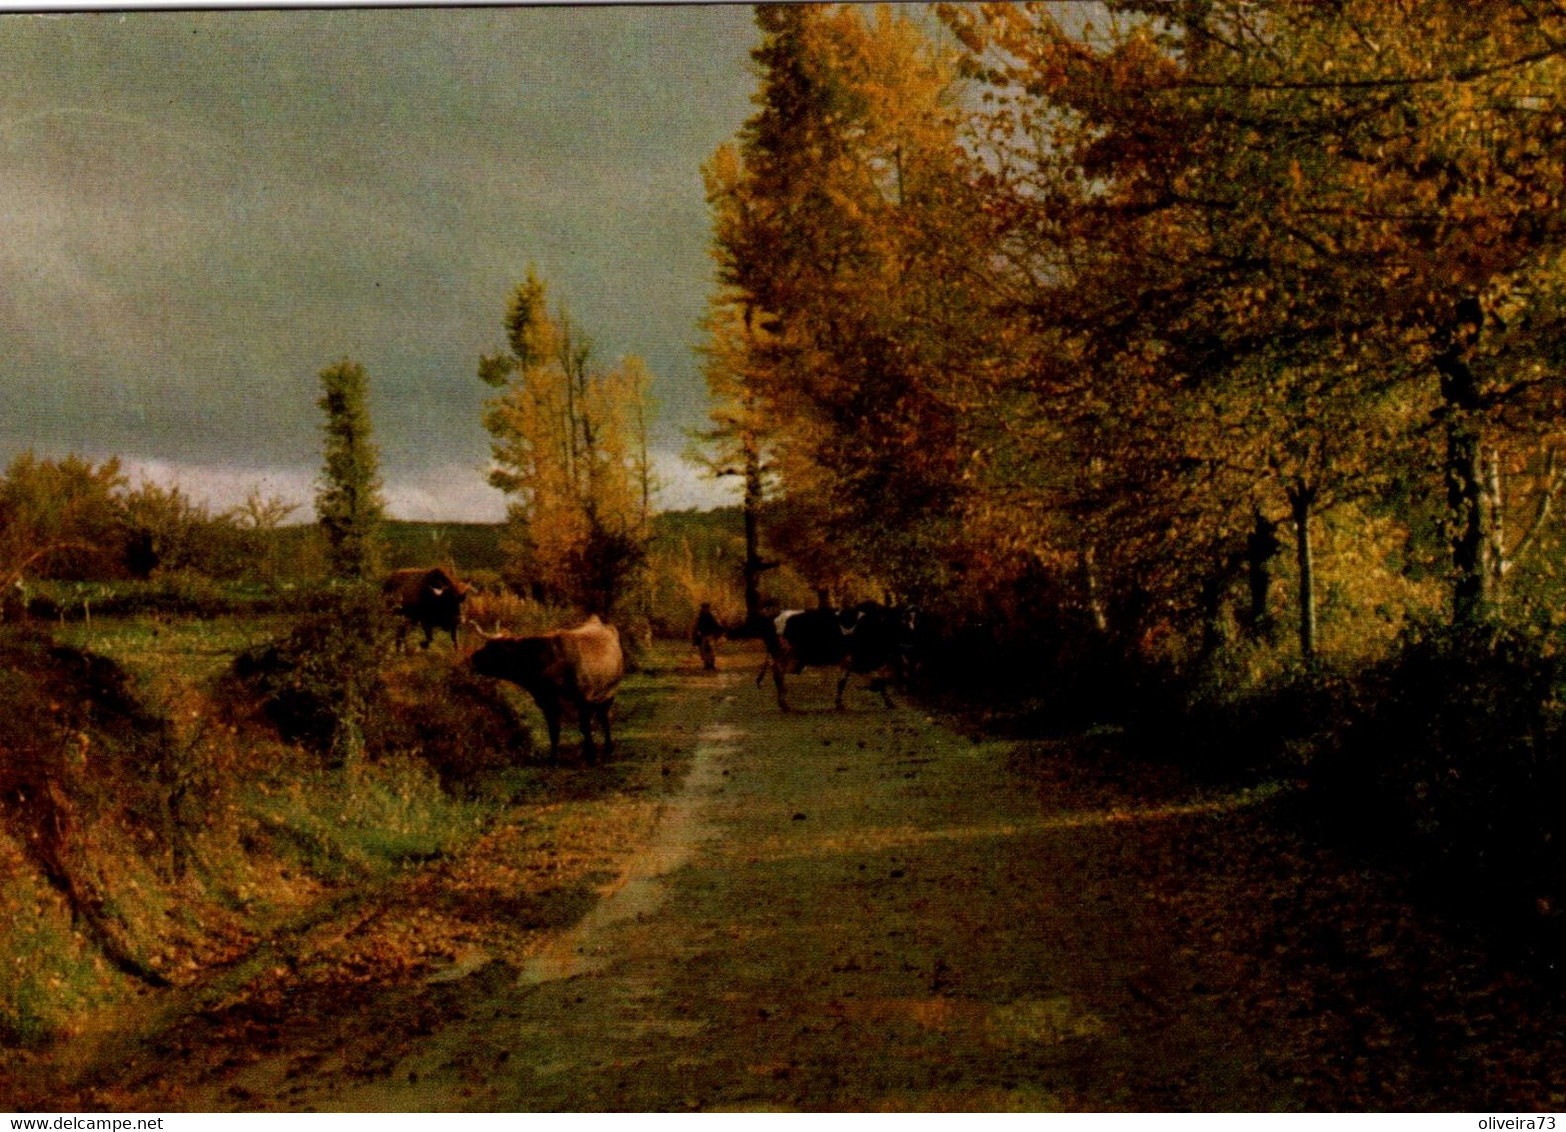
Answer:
[517,717,745,986]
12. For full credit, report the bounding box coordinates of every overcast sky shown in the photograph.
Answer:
[0,6,762,518]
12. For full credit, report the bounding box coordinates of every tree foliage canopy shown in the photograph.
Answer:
[704,0,1566,657]
[481,269,656,614]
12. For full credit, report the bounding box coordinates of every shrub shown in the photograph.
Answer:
[1139,643,1351,781]
[229,589,537,786]
[229,588,393,764]
[1308,619,1566,921]
[375,662,535,791]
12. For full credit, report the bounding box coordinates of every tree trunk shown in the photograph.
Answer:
[1288,483,1317,663]
[1198,570,1226,658]
[1446,417,1489,623]
[1436,298,1492,624]
[1244,510,1280,637]
[741,439,777,623]
[1503,448,1563,588]
[1081,545,1109,634]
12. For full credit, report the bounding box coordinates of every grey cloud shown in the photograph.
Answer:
[0,6,757,515]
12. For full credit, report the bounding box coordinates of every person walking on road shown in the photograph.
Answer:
[691,602,725,671]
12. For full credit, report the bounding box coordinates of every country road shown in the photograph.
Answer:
[322,665,1283,1112]
[24,642,1566,1111]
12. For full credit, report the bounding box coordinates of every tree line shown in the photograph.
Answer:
[703,1,1566,665]
[0,270,659,616]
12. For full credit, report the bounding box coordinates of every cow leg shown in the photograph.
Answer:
[835,665,852,710]
[579,701,598,765]
[420,623,434,650]
[598,703,615,758]
[540,701,563,764]
[772,661,791,712]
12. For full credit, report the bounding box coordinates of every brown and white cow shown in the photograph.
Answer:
[468,615,625,763]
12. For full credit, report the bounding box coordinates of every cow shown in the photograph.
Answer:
[753,608,807,688]
[832,601,906,709]
[468,615,625,763]
[763,601,904,712]
[896,604,938,692]
[382,567,470,651]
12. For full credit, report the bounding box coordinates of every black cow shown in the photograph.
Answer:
[752,608,810,689]
[469,616,625,763]
[896,604,938,691]
[764,601,904,711]
[382,567,470,650]
[833,601,907,708]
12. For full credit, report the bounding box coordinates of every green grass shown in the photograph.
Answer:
[54,614,297,686]
[247,757,493,881]
[0,848,133,1045]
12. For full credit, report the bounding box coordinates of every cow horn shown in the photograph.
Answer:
[463,616,506,640]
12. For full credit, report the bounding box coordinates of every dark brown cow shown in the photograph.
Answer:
[382,567,470,650]
[469,615,625,763]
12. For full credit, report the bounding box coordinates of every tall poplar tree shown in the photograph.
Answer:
[704,3,987,602]
[315,358,386,581]
[481,270,655,614]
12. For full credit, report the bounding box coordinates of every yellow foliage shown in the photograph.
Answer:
[482,271,654,610]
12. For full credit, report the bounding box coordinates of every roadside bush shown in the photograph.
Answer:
[1138,643,1350,781]
[229,588,393,764]
[929,607,1171,741]
[462,587,562,637]
[229,590,538,786]
[376,662,535,791]
[1307,619,1566,924]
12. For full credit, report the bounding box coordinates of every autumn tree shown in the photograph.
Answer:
[947,0,1566,659]
[481,270,655,614]
[222,487,301,587]
[0,452,126,593]
[119,480,257,580]
[691,301,780,623]
[704,3,994,608]
[315,358,386,581]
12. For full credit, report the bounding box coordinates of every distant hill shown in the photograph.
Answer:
[264,511,750,597]
[381,521,509,572]
[371,510,745,575]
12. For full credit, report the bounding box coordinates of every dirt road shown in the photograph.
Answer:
[33,643,1566,1111]
[326,667,1282,1112]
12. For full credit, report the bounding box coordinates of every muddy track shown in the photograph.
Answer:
[25,643,1566,1111]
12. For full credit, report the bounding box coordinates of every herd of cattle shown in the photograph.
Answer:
[380,566,932,763]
